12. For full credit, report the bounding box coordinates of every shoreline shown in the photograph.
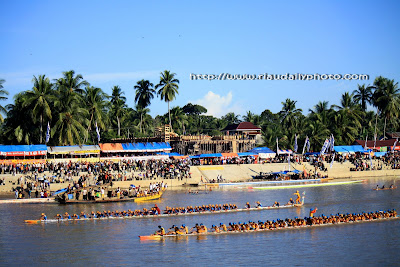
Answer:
[0,162,399,199]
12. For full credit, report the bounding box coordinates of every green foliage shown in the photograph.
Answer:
[1,72,399,154]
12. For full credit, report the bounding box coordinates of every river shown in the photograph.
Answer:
[0,177,399,266]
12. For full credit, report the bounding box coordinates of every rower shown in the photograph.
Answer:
[288,198,294,205]
[157,225,165,235]
[64,212,71,219]
[211,225,220,233]
[55,214,62,220]
[245,202,251,209]
[381,185,385,189]
[40,213,47,220]
[389,184,394,189]
[256,201,262,208]
[181,224,189,234]
[80,212,87,218]
[376,185,379,190]
[220,223,227,232]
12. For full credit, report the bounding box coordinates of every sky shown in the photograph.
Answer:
[1,0,399,118]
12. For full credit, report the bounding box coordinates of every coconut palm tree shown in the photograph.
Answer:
[353,84,373,112]
[110,98,127,136]
[133,105,152,135]
[83,86,108,143]
[279,98,303,141]
[373,79,400,136]
[0,79,9,122]
[23,75,56,143]
[155,70,179,130]
[109,86,127,137]
[134,80,155,132]
[170,106,188,135]
[55,70,89,95]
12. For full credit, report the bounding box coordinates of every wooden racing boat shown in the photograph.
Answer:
[138,216,399,241]
[24,198,304,224]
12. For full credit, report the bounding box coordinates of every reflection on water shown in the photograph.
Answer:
[0,177,399,265]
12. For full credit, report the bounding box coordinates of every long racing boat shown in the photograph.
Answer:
[24,198,305,224]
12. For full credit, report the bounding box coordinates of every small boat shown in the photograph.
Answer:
[138,216,399,241]
[55,188,165,204]
[373,186,397,191]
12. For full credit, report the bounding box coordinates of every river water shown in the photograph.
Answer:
[1,177,399,266]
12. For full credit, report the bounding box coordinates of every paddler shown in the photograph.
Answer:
[256,201,262,208]
[40,213,47,220]
[55,214,62,220]
[294,190,301,204]
[287,198,294,205]
[220,223,227,232]
[245,202,251,209]
[156,225,166,235]
[181,224,189,234]
[211,225,220,233]
[64,212,71,219]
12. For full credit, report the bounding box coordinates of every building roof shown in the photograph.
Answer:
[223,122,261,131]
[354,139,397,148]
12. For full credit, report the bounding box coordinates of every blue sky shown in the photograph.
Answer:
[1,0,399,118]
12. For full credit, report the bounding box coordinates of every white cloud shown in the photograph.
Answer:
[193,91,243,117]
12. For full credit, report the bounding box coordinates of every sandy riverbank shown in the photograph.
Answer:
[1,161,399,198]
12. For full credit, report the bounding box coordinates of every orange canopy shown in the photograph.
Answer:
[99,143,124,152]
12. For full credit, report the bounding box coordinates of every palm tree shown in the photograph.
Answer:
[83,86,108,143]
[0,79,9,122]
[109,86,127,137]
[110,98,127,136]
[110,85,126,103]
[55,70,89,95]
[373,78,400,136]
[134,80,155,132]
[52,71,89,145]
[170,106,188,135]
[279,99,302,141]
[133,105,152,135]
[305,119,330,151]
[222,112,241,125]
[23,75,56,143]
[353,84,373,112]
[155,70,179,130]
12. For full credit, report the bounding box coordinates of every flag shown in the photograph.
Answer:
[95,121,101,143]
[392,139,398,152]
[294,134,298,153]
[364,135,368,150]
[302,136,310,154]
[276,137,279,153]
[330,135,335,151]
[330,153,335,168]
[45,122,50,143]
[320,139,329,155]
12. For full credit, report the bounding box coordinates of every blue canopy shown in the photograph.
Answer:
[248,147,275,154]
[334,145,366,153]
[199,153,223,158]
[238,152,256,157]
[0,144,47,152]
